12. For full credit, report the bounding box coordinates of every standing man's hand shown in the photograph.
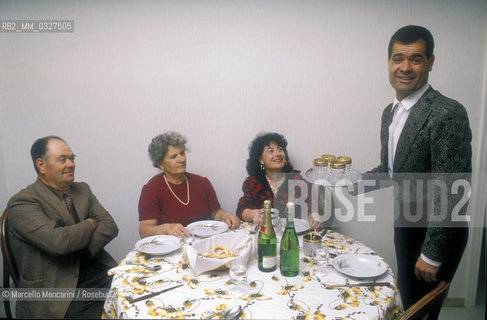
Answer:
[414,257,439,282]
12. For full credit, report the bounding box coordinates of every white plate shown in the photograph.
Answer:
[300,167,361,185]
[280,218,310,234]
[332,254,387,278]
[135,235,181,255]
[186,220,229,238]
[294,219,310,234]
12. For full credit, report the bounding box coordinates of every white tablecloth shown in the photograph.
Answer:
[103,222,402,319]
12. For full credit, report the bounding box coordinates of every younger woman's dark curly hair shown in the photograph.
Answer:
[246,132,294,184]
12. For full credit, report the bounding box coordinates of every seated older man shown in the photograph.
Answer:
[7,136,119,319]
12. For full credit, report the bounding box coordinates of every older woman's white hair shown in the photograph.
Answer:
[148,131,188,168]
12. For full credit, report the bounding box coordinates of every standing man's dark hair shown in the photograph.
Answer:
[30,135,65,174]
[388,25,435,59]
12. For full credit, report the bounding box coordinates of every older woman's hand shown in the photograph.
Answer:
[164,223,191,237]
[139,219,190,238]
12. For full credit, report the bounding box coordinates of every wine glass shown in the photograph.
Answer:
[313,246,329,278]
[271,209,282,239]
[229,264,249,297]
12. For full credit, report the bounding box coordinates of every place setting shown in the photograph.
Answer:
[134,235,181,255]
[332,253,388,279]
[319,252,391,289]
[186,220,229,238]
[302,229,391,291]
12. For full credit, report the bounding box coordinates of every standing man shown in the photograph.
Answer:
[7,136,119,319]
[368,25,472,317]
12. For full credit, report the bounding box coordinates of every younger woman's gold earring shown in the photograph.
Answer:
[260,163,265,171]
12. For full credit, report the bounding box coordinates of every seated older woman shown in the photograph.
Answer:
[139,132,240,237]
[236,132,322,229]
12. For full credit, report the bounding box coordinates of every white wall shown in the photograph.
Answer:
[1,0,486,306]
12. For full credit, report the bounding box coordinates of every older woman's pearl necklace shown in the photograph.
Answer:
[164,174,190,206]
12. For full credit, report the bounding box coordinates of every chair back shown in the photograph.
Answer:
[1,209,20,318]
[397,281,450,320]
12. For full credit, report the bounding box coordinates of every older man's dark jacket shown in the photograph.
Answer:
[7,179,118,318]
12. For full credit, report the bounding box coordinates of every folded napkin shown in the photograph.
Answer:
[183,233,252,276]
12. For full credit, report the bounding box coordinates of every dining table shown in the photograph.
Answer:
[102,221,402,320]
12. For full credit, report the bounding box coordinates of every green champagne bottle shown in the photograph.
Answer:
[280,202,299,277]
[258,200,277,272]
